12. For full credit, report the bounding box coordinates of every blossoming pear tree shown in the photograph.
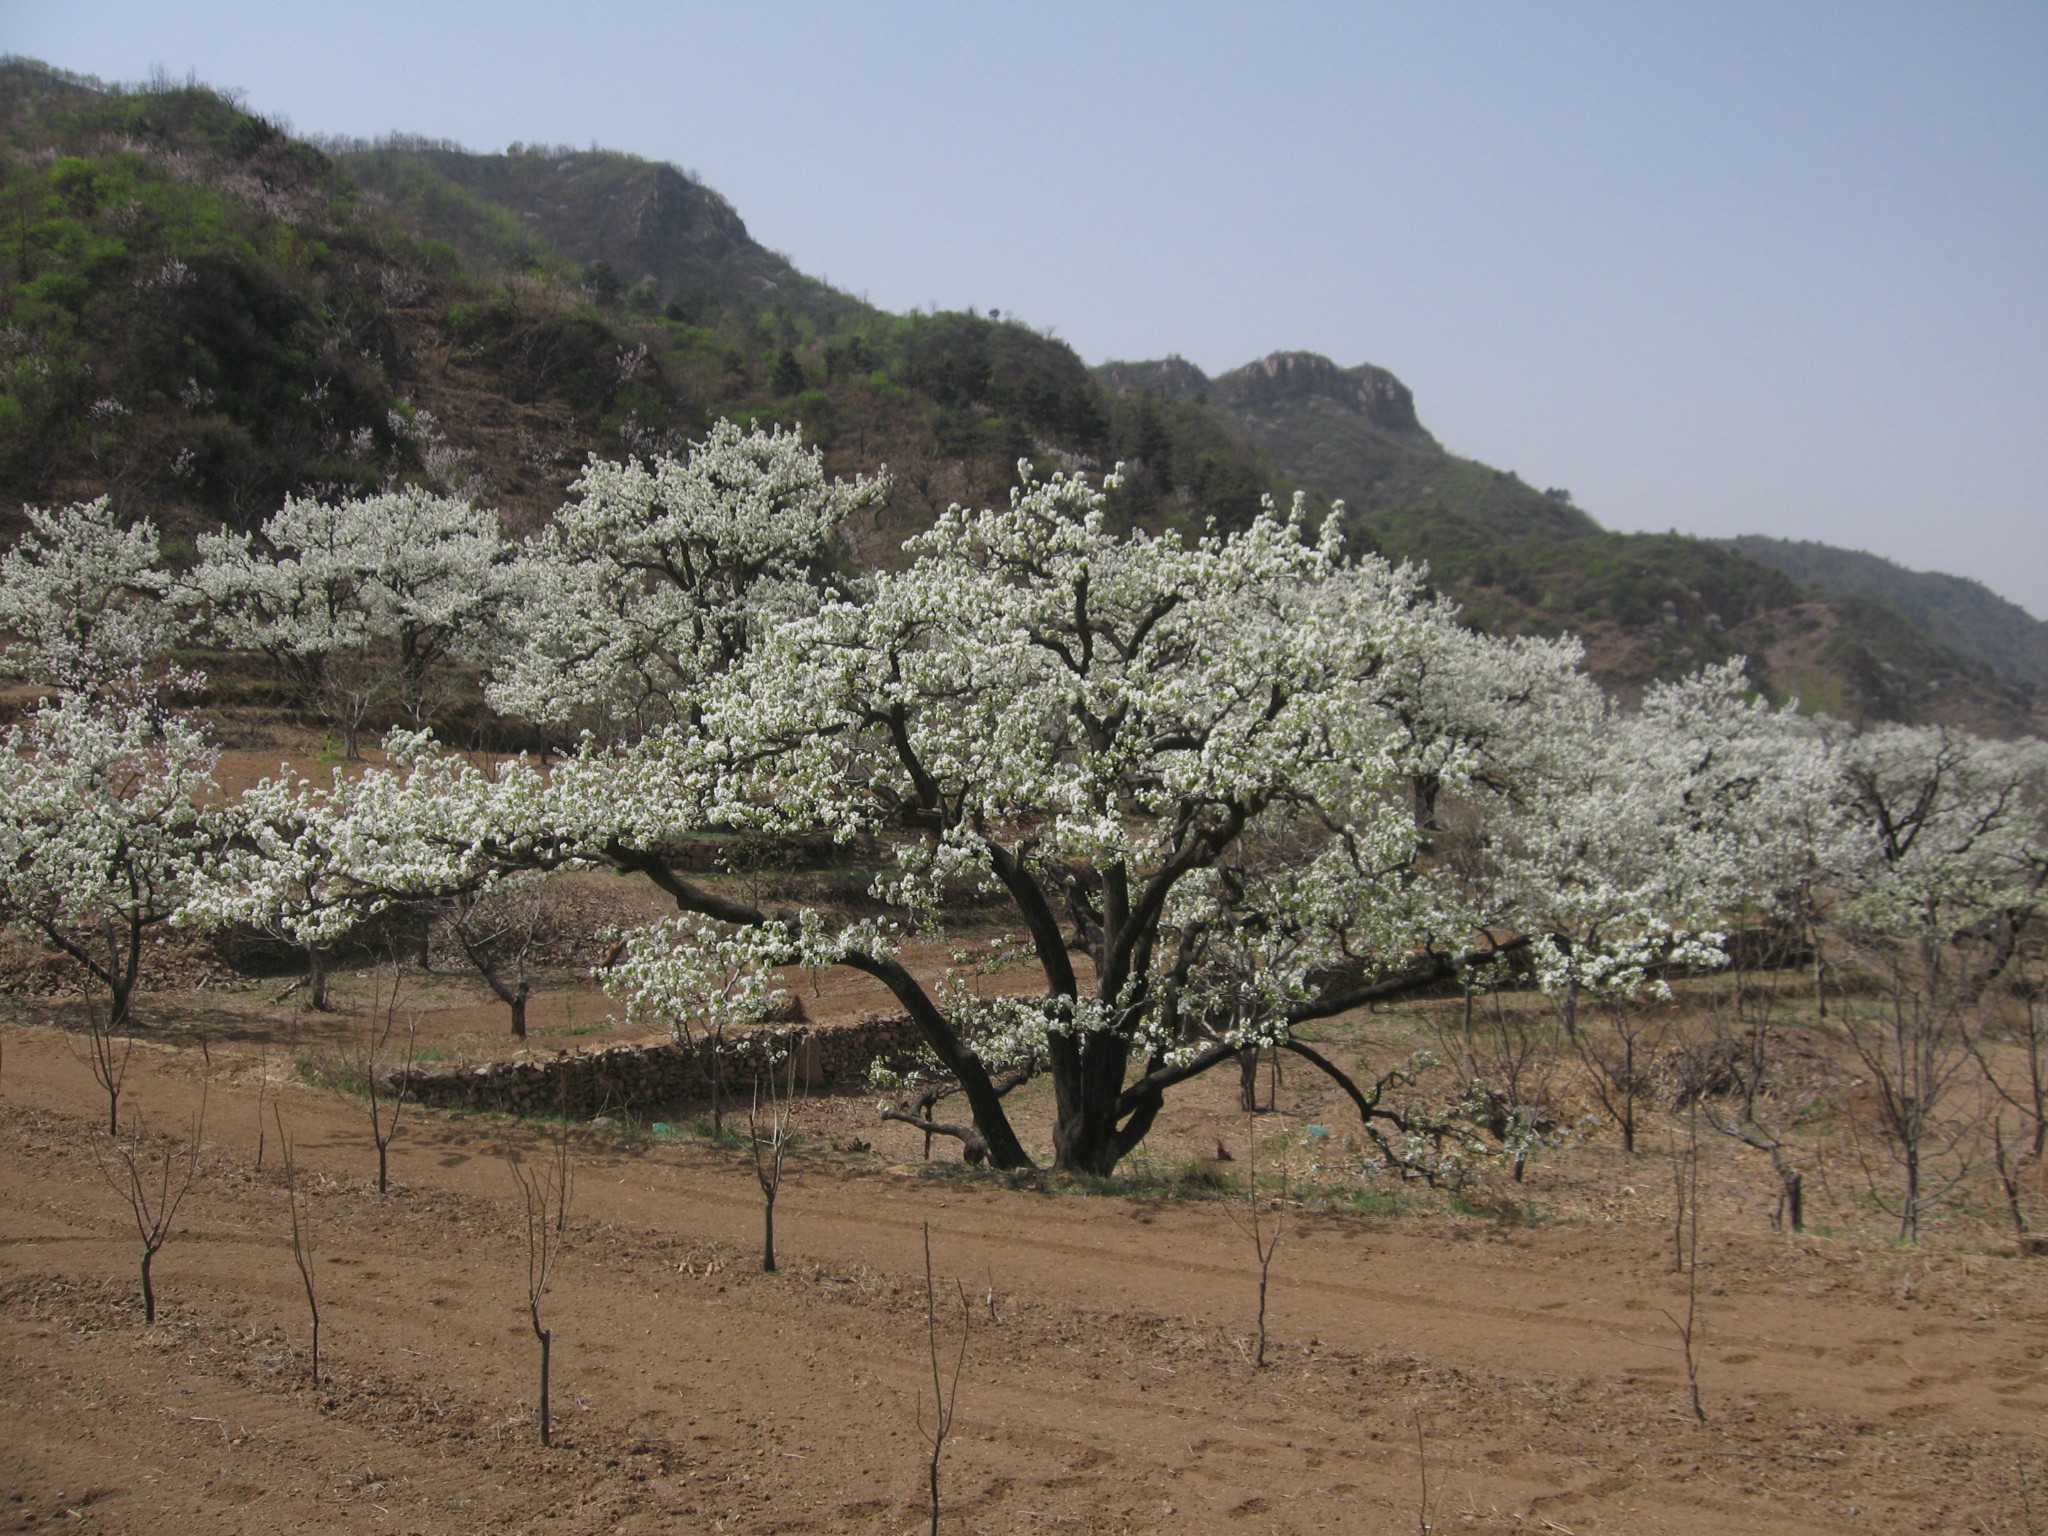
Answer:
[0,498,184,697]
[0,693,218,1028]
[486,420,887,741]
[185,487,510,754]
[564,466,1552,1174]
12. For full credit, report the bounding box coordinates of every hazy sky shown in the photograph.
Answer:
[11,2,2047,616]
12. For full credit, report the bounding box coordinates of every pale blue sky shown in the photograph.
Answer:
[9,2,2047,615]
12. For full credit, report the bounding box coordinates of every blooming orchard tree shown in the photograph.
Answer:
[1491,661,1833,1025]
[1825,724,2048,1238]
[486,421,887,740]
[179,730,556,1006]
[1834,724,2048,975]
[0,498,183,697]
[561,469,1541,1173]
[185,487,510,753]
[0,694,218,1027]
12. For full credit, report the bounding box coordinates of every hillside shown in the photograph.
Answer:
[332,140,866,330]
[1725,535,2048,692]
[2,55,2041,735]
[1099,352,2046,732]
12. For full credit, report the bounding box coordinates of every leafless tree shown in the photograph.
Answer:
[1226,1113,1289,1369]
[72,993,132,1135]
[92,1082,206,1323]
[1698,980,1825,1233]
[1663,1105,1707,1423]
[507,1117,573,1445]
[341,969,418,1194]
[1435,984,1563,1183]
[1973,988,2045,1241]
[440,881,551,1039]
[1573,995,1667,1155]
[916,1222,968,1536]
[273,1106,321,1382]
[748,1048,800,1272]
[1840,942,1986,1243]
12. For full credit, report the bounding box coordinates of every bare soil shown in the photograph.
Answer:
[4,971,2046,1536]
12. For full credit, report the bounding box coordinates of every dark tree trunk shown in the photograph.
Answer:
[305,942,330,1012]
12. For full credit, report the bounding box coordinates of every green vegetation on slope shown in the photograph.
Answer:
[1726,534,2048,692]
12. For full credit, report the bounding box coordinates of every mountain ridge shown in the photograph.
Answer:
[1,55,2039,737]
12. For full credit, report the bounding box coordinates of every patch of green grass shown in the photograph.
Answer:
[536,1022,607,1039]
[1449,1188,1542,1222]
[1328,1183,1424,1217]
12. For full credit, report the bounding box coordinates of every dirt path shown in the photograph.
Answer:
[4,1018,2044,1534]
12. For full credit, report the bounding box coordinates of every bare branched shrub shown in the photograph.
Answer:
[273,1106,321,1382]
[1572,995,1668,1155]
[1663,1106,1707,1423]
[1697,978,1830,1233]
[1435,982,1565,1182]
[72,993,132,1135]
[440,880,552,1038]
[1226,1114,1289,1369]
[92,1082,206,1323]
[1975,986,2045,1243]
[343,969,418,1194]
[1839,941,1986,1243]
[748,1049,800,1273]
[506,1118,573,1445]
[916,1222,968,1536]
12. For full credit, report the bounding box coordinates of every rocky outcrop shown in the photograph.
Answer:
[1216,352,1439,450]
[1096,355,1215,403]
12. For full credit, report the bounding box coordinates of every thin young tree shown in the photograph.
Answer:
[506,1118,573,1445]
[1662,1105,1707,1424]
[1839,959,1985,1243]
[1978,985,2044,1243]
[916,1222,968,1536]
[441,879,550,1038]
[1700,980,1820,1233]
[748,1044,800,1272]
[93,1083,206,1323]
[74,994,133,1136]
[345,969,419,1195]
[1226,1113,1289,1369]
[273,1106,322,1383]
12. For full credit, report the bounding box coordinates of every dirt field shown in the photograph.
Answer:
[4,970,2046,1535]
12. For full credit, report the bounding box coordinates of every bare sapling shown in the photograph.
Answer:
[74,992,133,1135]
[1974,987,2045,1244]
[1226,1113,1289,1368]
[916,1222,969,1536]
[93,1079,206,1323]
[507,1115,573,1445]
[748,1046,800,1272]
[1434,975,1562,1183]
[273,1106,321,1382]
[1662,1104,1707,1423]
[443,881,548,1038]
[1412,1408,1446,1536]
[1839,946,1985,1243]
[1694,971,1825,1232]
[347,968,418,1194]
[1574,994,1664,1155]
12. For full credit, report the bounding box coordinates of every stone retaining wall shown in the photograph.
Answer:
[392,1014,929,1118]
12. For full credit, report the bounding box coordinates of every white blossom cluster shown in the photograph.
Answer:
[0,498,183,696]
[5,422,2046,1173]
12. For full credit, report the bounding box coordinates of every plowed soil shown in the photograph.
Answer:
[3,988,2045,1536]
